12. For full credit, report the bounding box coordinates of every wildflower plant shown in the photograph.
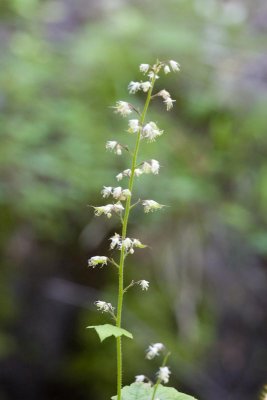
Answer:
[87,60,197,400]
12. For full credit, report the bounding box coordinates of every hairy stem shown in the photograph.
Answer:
[116,75,156,400]
[151,352,171,400]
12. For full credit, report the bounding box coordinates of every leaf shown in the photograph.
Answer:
[111,383,197,400]
[87,324,133,342]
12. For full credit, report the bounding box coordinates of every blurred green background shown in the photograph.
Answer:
[0,0,267,399]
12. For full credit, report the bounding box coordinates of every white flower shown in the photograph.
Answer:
[135,375,146,383]
[142,159,160,175]
[134,168,143,177]
[146,343,164,360]
[88,256,108,268]
[128,119,140,133]
[157,89,171,100]
[101,186,113,198]
[164,65,171,74]
[93,204,113,218]
[95,300,115,313]
[128,81,142,94]
[142,200,164,213]
[140,63,150,74]
[106,141,123,155]
[121,189,131,199]
[93,203,124,218]
[116,173,123,181]
[109,233,121,249]
[121,237,132,251]
[113,202,124,213]
[164,97,176,111]
[169,60,180,72]
[112,186,122,200]
[142,122,163,142]
[139,280,149,290]
[141,81,151,92]
[112,187,131,201]
[114,101,132,117]
[148,71,159,80]
[157,366,171,384]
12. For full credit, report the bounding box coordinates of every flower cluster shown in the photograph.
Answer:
[94,301,115,313]
[106,140,125,155]
[146,343,165,360]
[92,202,124,218]
[101,186,131,201]
[128,120,163,142]
[109,233,146,254]
[157,366,171,384]
[142,200,164,213]
[88,256,108,268]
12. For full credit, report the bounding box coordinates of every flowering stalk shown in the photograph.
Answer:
[88,59,180,400]
[116,73,157,400]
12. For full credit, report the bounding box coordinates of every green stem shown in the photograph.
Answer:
[116,75,157,400]
[151,352,171,400]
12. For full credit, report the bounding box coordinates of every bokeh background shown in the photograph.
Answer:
[1,0,267,399]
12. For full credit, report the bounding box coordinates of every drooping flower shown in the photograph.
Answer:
[142,200,164,213]
[116,173,123,181]
[148,71,159,80]
[164,65,171,74]
[95,300,115,313]
[139,64,150,74]
[128,81,142,94]
[101,186,113,198]
[93,204,113,218]
[164,97,176,111]
[112,202,124,213]
[141,81,151,92]
[157,89,171,100]
[157,366,171,384]
[109,233,121,249]
[135,375,146,383]
[88,256,108,268]
[114,101,132,116]
[141,159,160,175]
[146,343,165,359]
[169,60,180,72]
[112,187,131,201]
[128,119,140,133]
[106,141,124,155]
[134,168,143,177]
[139,280,150,291]
[142,122,163,142]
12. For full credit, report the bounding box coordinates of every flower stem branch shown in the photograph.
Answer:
[151,352,171,400]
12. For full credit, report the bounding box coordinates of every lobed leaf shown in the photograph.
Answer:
[111,383,198,400]
[87,324,133,342]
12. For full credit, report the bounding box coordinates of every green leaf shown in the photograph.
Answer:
[111,383,197,400]
[87,324,133,342]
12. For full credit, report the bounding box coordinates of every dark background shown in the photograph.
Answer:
[0,0,267,399]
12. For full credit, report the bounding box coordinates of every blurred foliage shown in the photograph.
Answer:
[0,0,267,399]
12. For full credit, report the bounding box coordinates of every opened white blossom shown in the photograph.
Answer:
[106,141,124,155]
[101,186,113,198]
[169,60,180,72]
[164,65,171,74]
[114,101,132,117]
[135,375,146,383]
[157,366,171,384]
[141,81,151,92]
[139,63,150,74]
[142,200,164,213]
[141,159,160,174]
[109,233,121,249]
[148,71,159,80]
[164,97,176,111]
[157,89,171,100]
[142,122,163,142]
[88,256,108,268]
[128,119,140,133]
[128,81,141,94]
[113,187,131,201]
[146,343,165,359]
[134,168,143,177]
[139,280,150,291]
[93,203,124,218]
[95,301,115,313]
